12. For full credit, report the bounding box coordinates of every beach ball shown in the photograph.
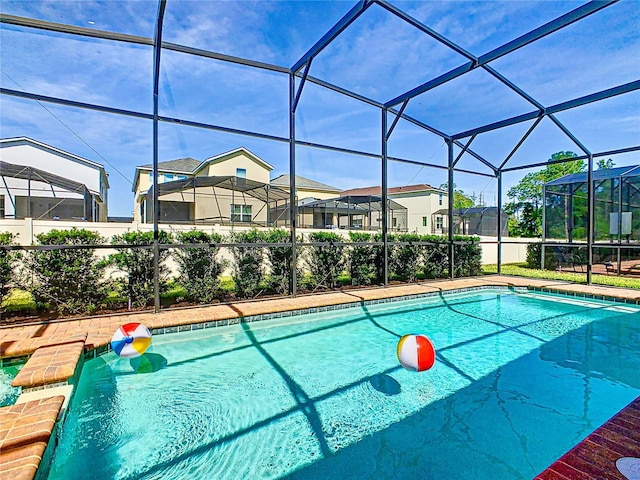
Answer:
[111,323,152,359]
[397,334,435,372]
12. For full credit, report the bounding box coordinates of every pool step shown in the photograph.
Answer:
[0,395,64,480]
[11,334,86,391]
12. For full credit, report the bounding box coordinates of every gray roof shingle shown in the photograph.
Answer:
[139,157,202,173]
[271,174,340,192]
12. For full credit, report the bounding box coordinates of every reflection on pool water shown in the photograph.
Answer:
[48,289,640,480]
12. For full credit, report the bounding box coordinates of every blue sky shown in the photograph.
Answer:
[1,0,639,216]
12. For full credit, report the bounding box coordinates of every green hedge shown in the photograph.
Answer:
[0,232,20,304]
[229,229,265,298]
[109,230,173,308]
[24,228,105,315]
[348,232,378,286]
[2,228,484,318]
[174,230,225,304]
[305,232,346,289]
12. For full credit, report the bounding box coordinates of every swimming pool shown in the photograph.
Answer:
[47,289,640,479]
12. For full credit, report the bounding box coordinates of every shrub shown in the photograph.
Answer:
[392,233,423,282]
[526,243,555,270]
[348,232,377,286]
[264,228,300,295]
[174,230,225,304]
[109,230,172,308]
[0,232,21,304]
[23,228,105,315]
[421,235,449,279]
[373,233,396,283]
[453,235,482,277]
[229,229,266,298]
[306,232,345,289]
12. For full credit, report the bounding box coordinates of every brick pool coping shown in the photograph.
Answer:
[0,275,638,480]
[535,396,640,480]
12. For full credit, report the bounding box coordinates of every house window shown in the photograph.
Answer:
[439,193,443,206]
[436,216,443,229]
[236,168,247,179]
[392,217,397,228]
[422,216,427,227]
[231,204,252,223]
[0,195,4,218]
[164,173,174,182]
[177,175,187,181]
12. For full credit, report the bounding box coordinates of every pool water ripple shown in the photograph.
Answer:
[47,290,640,480]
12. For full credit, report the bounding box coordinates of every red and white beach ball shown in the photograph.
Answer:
[111,323,152,359]
[396,334,436,372]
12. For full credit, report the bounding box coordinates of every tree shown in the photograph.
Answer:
[596,158,615,170]
[439,183,475,209]
[507,152,584,208]
[505,151,584,237]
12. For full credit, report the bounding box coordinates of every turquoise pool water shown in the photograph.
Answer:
[48,289,640,480]
[0,363,22,407]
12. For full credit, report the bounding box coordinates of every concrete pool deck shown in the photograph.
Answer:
[0,275,639,480]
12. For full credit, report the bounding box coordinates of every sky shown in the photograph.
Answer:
[0,0,639,217]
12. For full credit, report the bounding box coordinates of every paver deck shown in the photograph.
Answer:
[0,275,638,480]
[11,339,85,389]
[0,395,64,480]
[535,396,640,480]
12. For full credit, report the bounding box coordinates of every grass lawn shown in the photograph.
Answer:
[483,263,640,289]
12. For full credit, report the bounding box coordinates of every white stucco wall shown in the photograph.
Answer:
[0,142,104,196]
[389,190,447,234]
[0,218,528,268]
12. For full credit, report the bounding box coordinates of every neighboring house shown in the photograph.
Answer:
[133,147,279,224]
[270,174,342,227]
[0,137,109,221]
[340,184,448,234]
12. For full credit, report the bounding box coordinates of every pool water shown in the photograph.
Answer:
[48,289,640,480]
[0,363,22,406]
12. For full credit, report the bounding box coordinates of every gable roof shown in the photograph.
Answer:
[270,174,341,193]
[203,147,273,172]
[134,147,273,192]
[0,136,109,187]
[341,184,444,196]
[139,157,201,173]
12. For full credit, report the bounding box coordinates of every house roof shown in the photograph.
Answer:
[0,136,109,188]
[203,147,273,171]
[139,157,201,173]
[341,184,443,196]
[546,165,640,186]
[270,174,341,193]
[298,194,406,213]
[134,147,274,192]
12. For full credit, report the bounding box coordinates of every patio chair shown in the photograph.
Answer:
[552,247,586,272]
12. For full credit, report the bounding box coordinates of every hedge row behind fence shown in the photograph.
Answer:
[0,228,482,316]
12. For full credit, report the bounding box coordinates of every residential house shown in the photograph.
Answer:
[133,147,286,225]
[269,174,342,227]
[0,137,109,221]
[340,184,448,234]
